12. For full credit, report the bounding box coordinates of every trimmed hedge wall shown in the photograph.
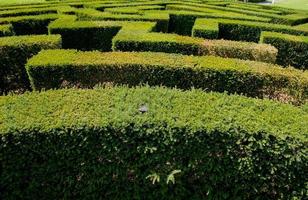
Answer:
[0,86,307,199]
[193,18,308,42]
[0,14,59,35]
[168,13,196,36]
[0,35,61,94]
[182,1,308,25]
[26,50,307,103]
[0,7,58,18]
[0,24,14,36]
[75,8,169,32]
[261,31,308,70]
[165,5,271,22]
[49,19,121,51]
[113,31,277,63]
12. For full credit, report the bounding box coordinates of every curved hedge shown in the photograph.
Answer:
[0,86,307,199]
[26,50,307,104]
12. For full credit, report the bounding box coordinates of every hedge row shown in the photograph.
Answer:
[226,3,283,15]
[0,24,14,36]
[75,8,169,32]
[104,5,165,15]
[0,34,61,94]
[113,30,277,63]
[0,7,58,18]
[179,1,308,25]
[49,19,122,51]
[0,86,307,199]
[26,50,307,103]
[49,17,277,62]
[193,18,308,43]
[85,0,167,10]
[261,31,308,70]
[0,14,59,35]
[165,5,271,23]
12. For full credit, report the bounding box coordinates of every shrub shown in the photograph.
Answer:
[166,5,271,22]
[261,31,308,70]
[75,8,169,32]
[49,19,121,51]
[0,86,307,199]
[0,24,14,36]
[0,7,58,18]
[0,14,59,35]
[193,18,308,42]
[185,1,308,25]
[0,35,61,94]
[113,31,277,63]
[26,50,307,103]
[226,3,283,15]
[168,13,196,35]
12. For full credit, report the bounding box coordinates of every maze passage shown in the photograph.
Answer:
[0,1,307,199]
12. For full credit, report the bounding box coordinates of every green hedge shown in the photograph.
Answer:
[0,86,307,199]
[0,24,14,36]
[193,18,308,42]
[49,19,121,51]
[113,30,277,63]
[75,8,169,32]
[168,13,196,36]
[182,1,308,25]
[227,3,283,15]
[165,5,272,22]
[49,17,277,62]
[261,31,308,70]
[26,50,307,103]
[0,14,59,35]
[0,7,58,18]
[104,5,165,15]
[0,35,61,94]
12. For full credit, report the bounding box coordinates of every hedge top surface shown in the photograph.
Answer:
[0,86,307,142]
[193,18,308,35]
[0,13,59,24]
[261,31,308,43]
[0,34,61,46]
[27,50,307,81]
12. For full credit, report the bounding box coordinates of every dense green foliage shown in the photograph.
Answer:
[0,1,308,199]
[0,35,61,94]
[0,14,59,35]
[193,18,308,42]
[0,24,14,36]
[0,86,307,199]
[26,50,307,103]
[261,31,308,70]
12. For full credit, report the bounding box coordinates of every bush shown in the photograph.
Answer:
[188,1,308,25]
[261,31,308,70]
[0,24,14,36]
[112,20,277,62]
[0,86,307,199]
[49,19,121,51]
[193,18,308,42]
[26,50,307,103]
[75,8,169,32]
[0,7,58,18]
[0,14,59,35]
[168,13,196,35]
[114,32,278,62]
[0,35,61,94]
[166,5,271,22]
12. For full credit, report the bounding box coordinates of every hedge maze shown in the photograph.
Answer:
[0,0,307,199]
